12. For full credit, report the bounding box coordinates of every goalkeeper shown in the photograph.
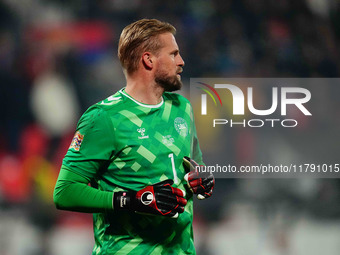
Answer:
[53,18,214,255]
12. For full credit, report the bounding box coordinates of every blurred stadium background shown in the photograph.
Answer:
[1,0,340,254]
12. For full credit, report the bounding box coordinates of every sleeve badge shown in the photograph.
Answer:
[69,131,84,151]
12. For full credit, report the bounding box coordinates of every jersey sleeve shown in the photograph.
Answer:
[54,165,113,212]
[63,105,115,179]
[189,101,204,166]
[191,121,204,166]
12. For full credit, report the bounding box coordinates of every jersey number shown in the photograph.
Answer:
[168,153,179,184]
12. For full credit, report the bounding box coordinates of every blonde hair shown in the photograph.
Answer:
[118,19,176,74]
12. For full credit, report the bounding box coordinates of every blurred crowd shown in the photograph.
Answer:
[1,0,340,254]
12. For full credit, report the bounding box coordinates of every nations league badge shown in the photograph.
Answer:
[174,117,188,137]
[69,131,84,151]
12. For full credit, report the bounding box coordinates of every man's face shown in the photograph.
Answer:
[154,33,185,92]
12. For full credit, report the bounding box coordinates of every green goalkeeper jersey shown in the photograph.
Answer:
[62,88,203,255]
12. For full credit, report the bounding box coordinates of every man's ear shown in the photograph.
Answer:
[142,52,153,70]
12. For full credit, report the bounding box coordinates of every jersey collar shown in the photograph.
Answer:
[119,88,164,108]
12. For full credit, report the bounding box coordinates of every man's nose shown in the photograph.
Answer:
[177,54,185,67]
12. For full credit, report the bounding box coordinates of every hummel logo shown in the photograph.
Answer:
[137,128,149,139]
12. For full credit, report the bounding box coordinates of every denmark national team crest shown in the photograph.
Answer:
[174,117,188,137]
[69,131,84,151]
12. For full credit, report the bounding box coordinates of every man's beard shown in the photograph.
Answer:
[155,71,182,92]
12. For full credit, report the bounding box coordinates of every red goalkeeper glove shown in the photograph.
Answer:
[183,156,215,199]
[113,179,187,218]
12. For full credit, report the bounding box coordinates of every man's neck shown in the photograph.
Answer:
[125,74,164,105]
